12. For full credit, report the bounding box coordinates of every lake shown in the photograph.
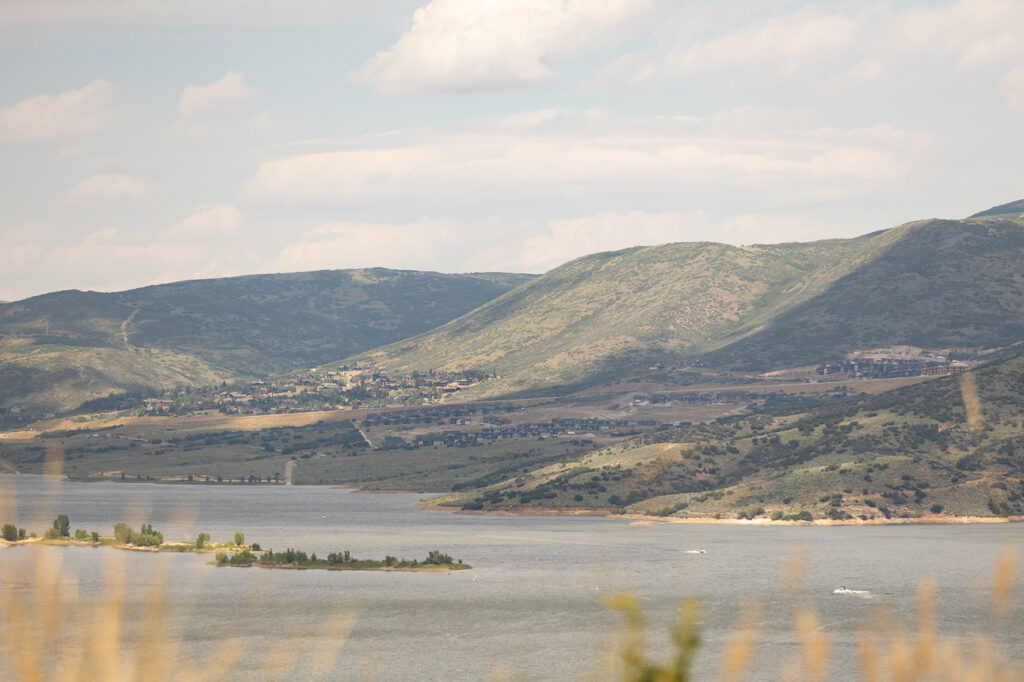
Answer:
[1,475,1022,680]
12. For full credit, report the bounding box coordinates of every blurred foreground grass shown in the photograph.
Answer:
[601,550,1022,682]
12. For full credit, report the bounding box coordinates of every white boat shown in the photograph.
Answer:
[833,586,871,596]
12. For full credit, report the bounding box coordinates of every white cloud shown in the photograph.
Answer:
[663,10,858,79]
[83,226,118,243]
[0,224,208,299]
[599,8,862,85]
[178,71,256,118]
[246,109,919,205]
[598,1,1024,88]
[1002,67,1024,112]
[356,0,649,92]
[0,1,362,27]
[898,0,1024,70]
[67,173,147,201]
[0,80,114,143]
[176,204,243,235]
[275,218,458,272]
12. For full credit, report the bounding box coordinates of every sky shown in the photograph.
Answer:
[1,0,1023,301]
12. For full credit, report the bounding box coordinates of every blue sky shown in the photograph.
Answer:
[1,0,1022,300]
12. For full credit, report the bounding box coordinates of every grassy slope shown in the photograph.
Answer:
[354,237,879,396]
[704,215,1024,369]
[970,198,1024,217]
[438,353,1024,520]
[0,269,532,411]
[352,211,1024,397]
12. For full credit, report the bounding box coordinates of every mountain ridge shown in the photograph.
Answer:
[346,207,1024,398]
[0,268,534,412]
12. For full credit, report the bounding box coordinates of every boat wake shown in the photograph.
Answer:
[683,548,706,554]
[832,586,873,598]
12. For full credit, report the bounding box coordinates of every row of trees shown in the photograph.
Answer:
[4,514,247,552]
[113,522,164,547]
[1,523,27,541]
[216,547,464,569]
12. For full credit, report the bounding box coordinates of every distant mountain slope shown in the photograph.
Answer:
[704,214,1024,370]
[350,206,1024,397]
[438,352,1024,520]
[0,269,533,412]
[969,198,1024,218]
[351,237,876,395]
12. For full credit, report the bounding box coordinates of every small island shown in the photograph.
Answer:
[216,547,470,571]
[3,514,469,571]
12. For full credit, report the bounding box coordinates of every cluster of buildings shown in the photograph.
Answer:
[136,366,499,416]
[817,346,970,379]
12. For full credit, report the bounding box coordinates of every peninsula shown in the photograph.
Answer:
[2,517,469,571]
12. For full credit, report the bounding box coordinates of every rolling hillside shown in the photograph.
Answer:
[436,351,1024,520]
[0,269,532,412]
[350,204,1024,397]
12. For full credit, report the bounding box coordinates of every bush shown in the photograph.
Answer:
[2,524,17,542]
[195,532,210,549]
[75,529,89,541]
[43,528,62,540]
[132,523,163,547]
[930,504,944,514]
[132,532,162,547]
[114,522,133,544]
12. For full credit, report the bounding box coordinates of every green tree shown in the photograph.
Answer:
[2,524,17,542]
[114,522,133,544]
[18,528,26,540]
[196,532,210,549]
[75,529,89,541]
[53,515,70,537]
[234,532,245,546]
[91,531,100,543]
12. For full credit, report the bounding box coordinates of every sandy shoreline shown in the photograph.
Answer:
[0,537,41,549]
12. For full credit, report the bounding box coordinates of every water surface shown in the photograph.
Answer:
[1,475,1021,680]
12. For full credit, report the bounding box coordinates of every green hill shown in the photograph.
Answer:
[349,208,1024,396]
[437,352,1024,520]
[969,198,1024,218]
[0,269,532,412]
[703,215,1024,370]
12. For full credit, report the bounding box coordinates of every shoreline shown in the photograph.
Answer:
[217,562,469,572]
[421,504,1024,526]
[4,474,1021,528]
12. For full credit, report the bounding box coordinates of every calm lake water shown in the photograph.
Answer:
[1,475,1022,680]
